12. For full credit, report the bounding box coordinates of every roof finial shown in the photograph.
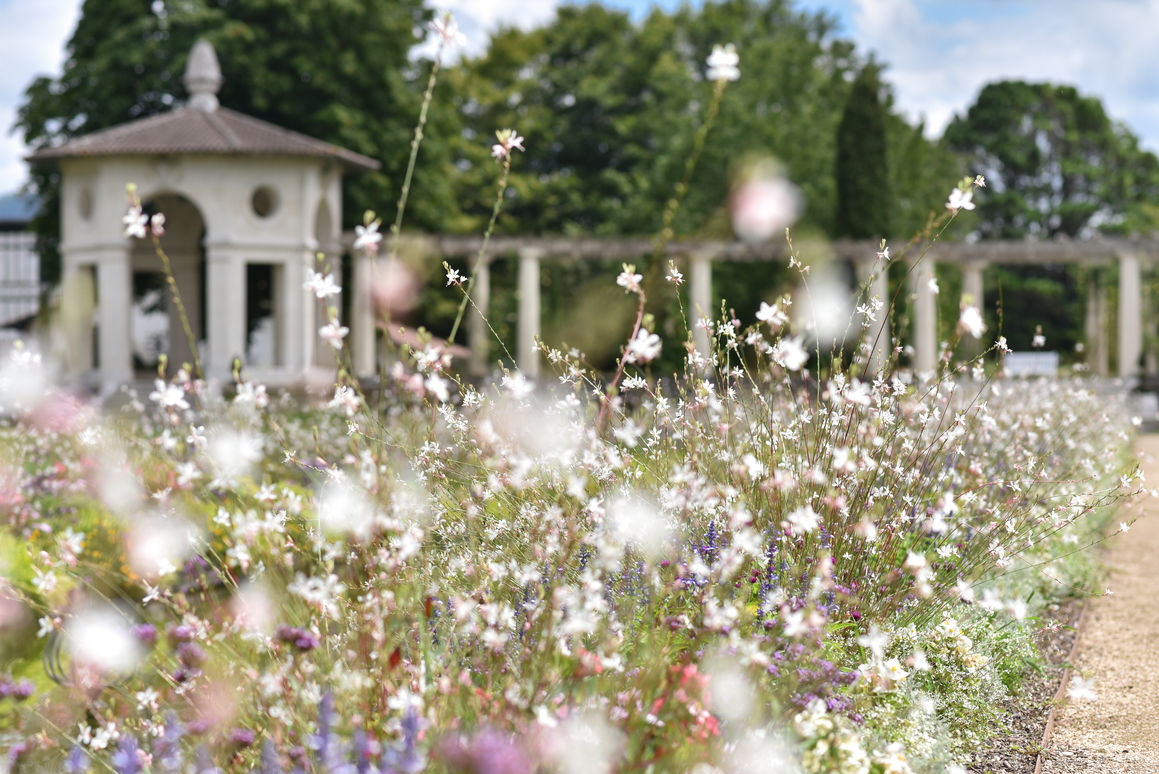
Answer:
[184,39,222,112]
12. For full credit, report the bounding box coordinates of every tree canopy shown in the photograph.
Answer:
[943,80,1159,240]
[834,65,890,240]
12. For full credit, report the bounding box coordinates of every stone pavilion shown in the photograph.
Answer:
[29,39,378,390]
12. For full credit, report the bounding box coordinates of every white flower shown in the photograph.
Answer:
[1067,676,1097,701]
[304,269,341,299]
[881,657,908,684]
[149,379,189,410]
[773,335,808,371]
[329,385,362,417]
[979,588,1003,612]
[946,187,975,212]
[429,13,466,49]
[785,505,819,534]
[353,220,382,253]
[1120,521,1131,533]
[624,328,662,364]
[616,264,642,294]
[877,245,890,261]
[288,572,346,619]
[857,625,889,660]
[425,373,450,403]
[1033,332,1046,348]
[756,301,788,328]
[319,320,350,349]
[903,551,927,573]
[149,212,166,237]
[958,306,986,339]
[122,205,148,239]
[781,608,807,637]
[706,43,740,81]
[665,262,684,285]
[927,275,940,295]
[445,267,463,286]
[974,174,986,188]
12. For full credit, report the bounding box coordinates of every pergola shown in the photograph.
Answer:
[411,234,1159,380]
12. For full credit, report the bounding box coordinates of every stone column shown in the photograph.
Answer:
[961,261,984,310]
[58,260,96,379]
[1084,275,1109,377]
[517,248,542,378]
[206,246,247,381]
[280,252,313,373]
[959,260,986,358]
[856,258,891,374]
[468,257,491,377]
[910,261,937,374]
[1119,252,1143,379]
[350,251,376,377]
[690,249,714,357]
[96,247,133,389]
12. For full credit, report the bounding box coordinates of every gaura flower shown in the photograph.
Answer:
[706,43,740,82]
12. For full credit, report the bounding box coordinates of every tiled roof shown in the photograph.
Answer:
[28,107,380,172]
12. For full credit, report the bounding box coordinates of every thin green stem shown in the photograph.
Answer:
[448,157,511,346]
[152,235,203,381]
[390,49,444,259]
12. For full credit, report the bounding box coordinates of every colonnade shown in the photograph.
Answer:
[342,236,1157,381]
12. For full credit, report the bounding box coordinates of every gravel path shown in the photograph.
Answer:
[1039,434,1159,774]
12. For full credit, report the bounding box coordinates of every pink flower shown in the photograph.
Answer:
[730,168,800,242]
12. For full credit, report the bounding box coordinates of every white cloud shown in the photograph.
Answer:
[424,0,561,58]
[848,0,1159,152]
[0,0,82,193]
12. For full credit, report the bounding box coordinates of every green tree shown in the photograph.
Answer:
[943,80,1159,352]
[15,0,448,284]
[943,80,1159,239]
[834,65,890,239]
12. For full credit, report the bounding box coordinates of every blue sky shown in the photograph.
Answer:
[3,0,1159,195]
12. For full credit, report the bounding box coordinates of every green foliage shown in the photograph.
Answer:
[943,80,1159,239]
[835,65,891,239]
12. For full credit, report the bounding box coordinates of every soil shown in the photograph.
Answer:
[968,600,1082,774]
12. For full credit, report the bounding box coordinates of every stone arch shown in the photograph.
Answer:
[130,191,206,375]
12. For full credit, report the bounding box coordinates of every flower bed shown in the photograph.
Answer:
[0,309,1139,772]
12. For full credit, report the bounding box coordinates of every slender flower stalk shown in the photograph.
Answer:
[388,15,459,259]
[447,133,520,348]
